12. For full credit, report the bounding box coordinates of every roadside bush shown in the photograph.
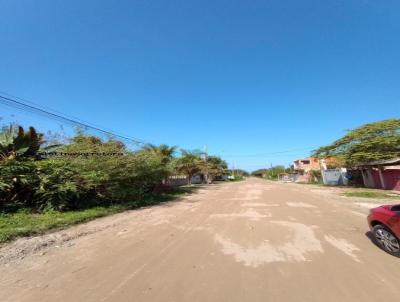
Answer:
[62,135,171,202]
[0,153,171,212]
[34,160,90,211]
[68,152,169,202]
[0,159,39,211]
[0,126,217,216]
[310,170,322,182]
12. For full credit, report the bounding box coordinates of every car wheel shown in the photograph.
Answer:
[372,225,400,257]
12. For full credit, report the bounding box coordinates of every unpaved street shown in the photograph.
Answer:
[1,178,400,301]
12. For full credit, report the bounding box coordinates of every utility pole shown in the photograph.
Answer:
[204,145,209,184]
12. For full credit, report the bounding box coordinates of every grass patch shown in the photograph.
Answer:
[229,177,244,182]
[0,206,123,243]
[0,187,196,244]
[342,191,399,199]
[296,181,324,186]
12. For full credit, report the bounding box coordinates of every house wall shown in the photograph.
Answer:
[295,174,312,183]
[368,169,400,191]
[383,170,400,191]
[371,170,383,189]
[361,168,375,188]
[293,157,320,173]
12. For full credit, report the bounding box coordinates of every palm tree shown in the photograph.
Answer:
[204,156,228,182]
[143,144,178,185]
[175,150,203,185]
[143,144,177,165]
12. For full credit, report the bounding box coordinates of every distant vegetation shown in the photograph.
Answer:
[251,169,268,177]
[251,119,400,184]
[251,166,290,180]
[227,169,249,179]
[313,119,400,166]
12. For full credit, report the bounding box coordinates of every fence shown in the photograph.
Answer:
[166,175,188,186]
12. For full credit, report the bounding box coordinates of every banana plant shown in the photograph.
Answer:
[0,125,45,160]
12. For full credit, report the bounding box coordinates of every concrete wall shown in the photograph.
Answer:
[322,169,348,186]
[166,175,188,186]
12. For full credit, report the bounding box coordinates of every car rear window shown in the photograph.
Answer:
[391,205,400,213]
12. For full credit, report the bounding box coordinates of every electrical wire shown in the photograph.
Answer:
[0,93,148,146]
[220,147,319,158]
[0,92,324,160]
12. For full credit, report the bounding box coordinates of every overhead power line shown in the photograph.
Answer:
[221,147,319,158]
[0,92,325,158]
[0,90,109,129]
[0,93,148,146]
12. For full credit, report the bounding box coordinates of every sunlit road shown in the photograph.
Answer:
[1,178,400,301]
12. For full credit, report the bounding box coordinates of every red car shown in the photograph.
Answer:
[368,204,400,256]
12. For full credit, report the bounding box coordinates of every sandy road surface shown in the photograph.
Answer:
[1,178,400,302]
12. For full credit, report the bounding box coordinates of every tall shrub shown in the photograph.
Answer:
[0,159,39,210]
[34,159,89,211]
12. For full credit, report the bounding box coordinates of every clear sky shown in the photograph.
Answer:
[1,0,399,171]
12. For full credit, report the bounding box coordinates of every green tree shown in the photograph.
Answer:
[175,150,203,184]
[143,144,177,165]
[203,156,228,181]
[62,134,126,154]
[233,169,249,177]
[313,119,400,166]
[251,169,268,177]
[266,165,286,179]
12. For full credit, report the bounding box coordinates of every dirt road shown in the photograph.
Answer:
[1,178,400,301]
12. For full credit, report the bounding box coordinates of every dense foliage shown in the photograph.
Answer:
[228,169,249,177]
[251,166,288,179]
[251,169,268,177]
[313,119,400,166]
[0,125,229,213]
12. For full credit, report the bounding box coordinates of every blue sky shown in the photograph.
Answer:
[1,0,399,170]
